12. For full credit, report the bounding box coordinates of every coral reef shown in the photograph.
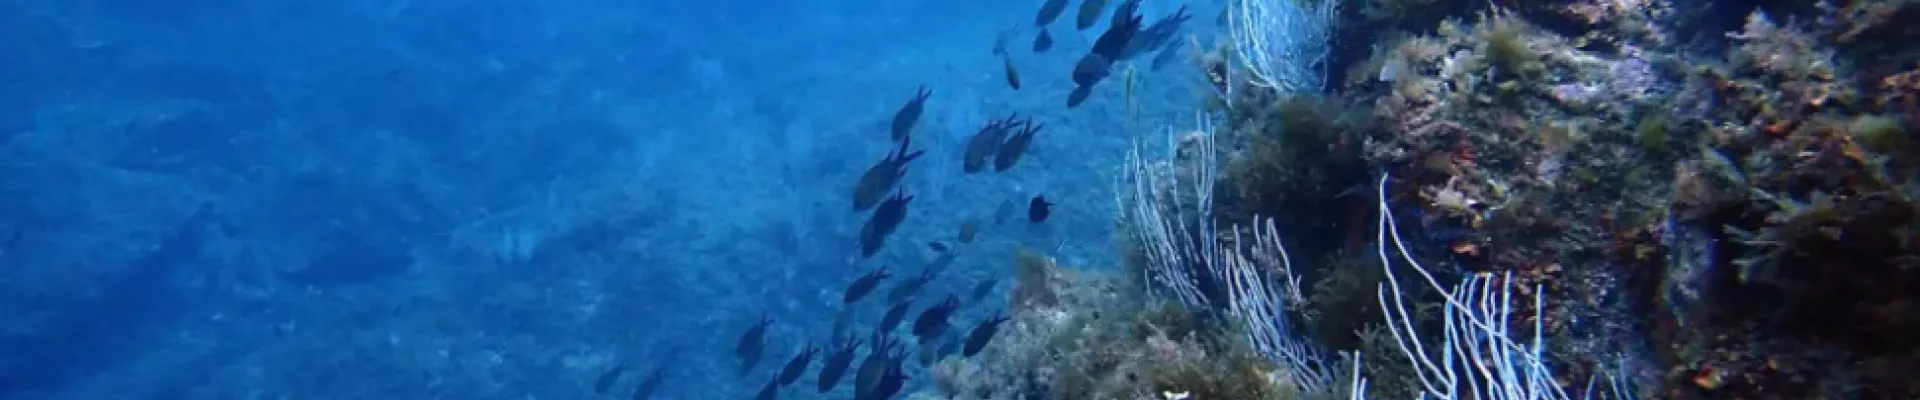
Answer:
[930,248,1329,400]
[903,1,1920,399]
[1112,1,1920,399]
[1642,6,1920,398]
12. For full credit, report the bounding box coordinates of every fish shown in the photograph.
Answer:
[844,266,892,304]
[1067,0,1138,99]
[854,334,903,399]
[853,135,925,210]
[1119,4,1189,61]
[1032,28,1054,52]
[776,344,819,386]
[998,198,1029,225]
[754,378,780,400]
[859,356,907,400]
[1075,0,1109,31]
[927,241,949,252]
[877,299,913,333]
[832,306,855,340]
[1036,0,1070,26]
[968,278,998,302]
[1149,35,1186,72]
[963,312,1011,357]
[924,250,959,277]
[992,29,1012,56]
[1107,0,1138,27]
[1072,53,1113,88]
[817,335,863,393]
[1003,56,1022,91]
[993,120,1043,172]
[992,197,1022,224]
[739,344,766,376]
[889,86,932,141]
[963,114,1025,174]
[736,315,774,375]
[885,267,939,304]
[859,191,915,258]
[958,221,979,243]
[631,364,669,400]
[594,364,625,394]
[736,315,773,359]
[911,295,963,340]
[919,331,959,366]
[1067,81,1096,108]
[1089,0,1142,61]
[936,329,966,359]
[1027,195,1053,223]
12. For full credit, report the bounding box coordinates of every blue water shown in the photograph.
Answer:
[0,0,1212,398]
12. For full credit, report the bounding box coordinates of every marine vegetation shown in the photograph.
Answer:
[919,1,1920,400]
[929,248,1320,400]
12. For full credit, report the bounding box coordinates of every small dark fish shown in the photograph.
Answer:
[737,315,773,358]
[958,221,979,243]
[1107,0,1138,27]
[736,315,773,375]
[963,114,1024,174]
[993,121,1043,172]
[754,378,780,400]
[889,86,932,141]
[1036,0,1070,26]
[1003,56,1022,91]
[817,335,864,393]
[927,241,949,252]
[1089,0,1143,60]
[632,364,669,400]
[968,278,997,303]
[861,359,907,400]
[855,334,903,399]
[832,306,855,340]
[844,266,892,304]
[1119,4,1189,61]
[776,344,819,386]
[1032,28,1054,52]
[936,329,966,359]
[992,197,1022,224]
[911,295,962,339]
[859,191,915,258]
[738,345,765,376]
[1072,53,1113,88]
[963,312,1012,357]
[1149,36,1186,72]
[924,250,958,277]
[1076,0,1110,30]
[594,364,625,394]
[992,29,1012,56]
[877,300,914,333]
[853,135,925,211]
[1067,85,1094,108]
[885,267,938,304]
[919,331,954,367]
[1027,195,1053,223]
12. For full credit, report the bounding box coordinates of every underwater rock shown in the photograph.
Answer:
[1657,213,1721,328]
